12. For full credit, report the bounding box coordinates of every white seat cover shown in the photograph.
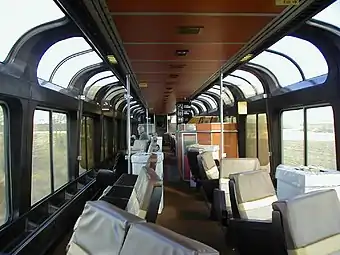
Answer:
[120,222,219,255]
[67,200,145,255]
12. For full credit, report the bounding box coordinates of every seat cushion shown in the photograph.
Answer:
[68,200,145,255]
[120,222,219,255]
[273,189,340,254]
[200,151,219,180]
[230,170,276,220]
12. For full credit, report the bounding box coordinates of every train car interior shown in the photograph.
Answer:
[1,0,340,254]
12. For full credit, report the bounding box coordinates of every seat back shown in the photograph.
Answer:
[126,166,162,220]
[199,151,219,179]
[219,158,260,212]
[67,200,145,255]
[131,140,148,152]
[272,189,340,255]
[120,222,220,255]
[187,148,202,180]
[229,170,277,220]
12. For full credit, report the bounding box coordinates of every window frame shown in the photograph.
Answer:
[280,104,336,167]
[31,107,69,205]
[0,102,11,226]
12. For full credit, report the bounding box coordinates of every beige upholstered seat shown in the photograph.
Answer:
[219,158,260,212]
[230,170,277,220]
[126,166,162,218]
[67,200,145,255]
[131,140,148,152]
[120,222,220,255]
[273,189,340,255]
[200,151,219,179]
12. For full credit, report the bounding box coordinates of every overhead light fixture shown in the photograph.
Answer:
[107,55,117,64]
[169,74,179,79]
[240,54,253,62]
[177,26,204,35]
[275,0,299,6]
[166,87,173,91]
[139,82,148,88]
[175,49,189,57]
[169,64,186,69]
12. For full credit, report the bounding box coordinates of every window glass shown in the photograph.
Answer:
[52,112,68,190]
[0,107,7,225]
[231,70,264,94]
[246,115,257,159]
[269,36,328,79]
[306,106,336,169]
[86,117,95,169]
[197,95,216,110]
[223,76,256,98]
[258,114,269,166]
[84,71,113,90]
[37,37,91,83]
[281,109,304,165]
[250,51,302,87]
[0,0,65,62]
[192,100,207,112]
[192,105,200,115]
[32,110,51,204]
[79,117,87,174]
[105,87,126,101]
[52,52,102,88]
[312,0,340,28]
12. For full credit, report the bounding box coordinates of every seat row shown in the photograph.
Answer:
[67,200,219,254]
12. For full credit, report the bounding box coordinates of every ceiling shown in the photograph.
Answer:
[107,0,287,113]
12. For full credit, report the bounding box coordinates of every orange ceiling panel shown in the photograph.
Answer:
[114,15,275,43]
[109,0,285,14]
[124,44,242,61]
[106,0,287,112]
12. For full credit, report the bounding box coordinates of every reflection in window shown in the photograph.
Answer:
[269,36,328,80]
[0,106,8,225]
[306,106,336,169]
[0,0,64,62]
[32,110,51,204]
[37,37,103,88]
[232,70,264,94]
[313,0,340,28]
[52,112,68,190]
[246,114,257,158]
[250,51,302,87]
[258,114,269,166]
[79,117,87,174]
[86,118,95,169]
[281,109,304,165]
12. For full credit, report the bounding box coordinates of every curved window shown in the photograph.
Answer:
[231,70,264,94]
[269,36,328,80]
[198,95,217,110]
[123,101,138,112]
[210,86,234,105]
[86,76,118,100]
[223,76,256,98]
[192,100,207,112]
[250,51,302,87]
[192,105,200,115]
[312,0,340,28]
[37,37,103,88]
[84,71,114,91]
[0,0,65,62]
[105,87,126,101]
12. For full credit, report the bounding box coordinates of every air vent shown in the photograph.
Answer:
[166,87,173,91]
[170,64,186,69]
[169,74,179,79]
[177,26,203,35]
[175,50,189,57]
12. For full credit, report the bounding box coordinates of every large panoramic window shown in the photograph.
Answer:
[31,109,69,205]
[37,37,103,88]
[231,70,264,94]
[0,0,65,62]
[313,0,340,28]
[83,71,119,100]
[223,75,256,98]
[281,106,336,169]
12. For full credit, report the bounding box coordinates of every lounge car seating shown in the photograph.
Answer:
[219,158,260,215]
[67,200,145,255]
[100,166,162,222]
[131,139,148,153]
[272,189,340,255]
[228,170,278,254]
[67,200,219,255]
[120,222,219,255]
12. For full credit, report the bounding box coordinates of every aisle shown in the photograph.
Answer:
[158,147,233,254]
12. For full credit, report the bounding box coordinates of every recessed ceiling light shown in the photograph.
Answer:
[169,64,186,69]
[240,54,253,62]
[139,82,148,88]
[107,55,117,64]
[169,74,179,79]
[175,50,189,57]
[177,26,204,35]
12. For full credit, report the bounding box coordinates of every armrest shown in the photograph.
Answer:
[229,218,272,232]
[214,159,220,167]
[105,185,133,199]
